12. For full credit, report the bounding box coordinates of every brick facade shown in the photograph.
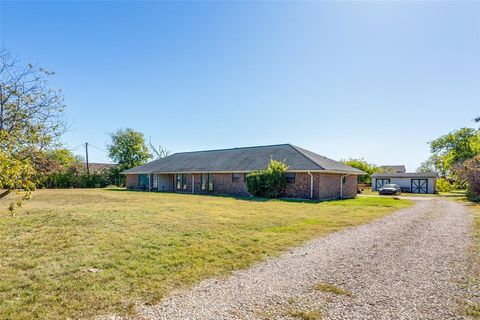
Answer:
[126,174,138,189]
[126,172,358,200]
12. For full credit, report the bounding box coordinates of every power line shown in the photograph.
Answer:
[88,143,108,153]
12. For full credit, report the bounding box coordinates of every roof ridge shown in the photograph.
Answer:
[171,143,291,155]
[288,144,325,170]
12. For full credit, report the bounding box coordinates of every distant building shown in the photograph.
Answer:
[373,164,437,194]
[84,163,116,174]
[378,165,406,173]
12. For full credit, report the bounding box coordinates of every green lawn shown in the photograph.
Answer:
[464,200,480,318]
[0,189,411,319]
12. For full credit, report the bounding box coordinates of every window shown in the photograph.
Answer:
[244,173,249,182]
[285,172,295,184]
[182,174,187,190]
[138,174,149,189]
[201,173,214,191]
[232,173,240,182]
[208,173,214,191]
[152,174,158,189]
[176,174,187,190]
[176,174,182,189]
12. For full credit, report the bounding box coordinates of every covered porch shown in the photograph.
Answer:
[134,173,175,192]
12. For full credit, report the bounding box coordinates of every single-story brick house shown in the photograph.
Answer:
[121,144,365,200]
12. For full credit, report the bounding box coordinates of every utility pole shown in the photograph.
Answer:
[85,142,90,175]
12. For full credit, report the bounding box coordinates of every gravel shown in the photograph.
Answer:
[137,199,472,320]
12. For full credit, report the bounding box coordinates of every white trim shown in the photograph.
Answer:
[340,174,349,199]
[307,171,313,199]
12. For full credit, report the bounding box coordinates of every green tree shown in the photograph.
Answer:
[0,138,35,214]
[429,127,480,177]
[0,48,65,212]
[416,155,442,174]
[107,128,151,172]
[341,158,378,184]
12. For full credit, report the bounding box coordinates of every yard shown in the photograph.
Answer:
[0,189,411,319]
[464,200,480,317]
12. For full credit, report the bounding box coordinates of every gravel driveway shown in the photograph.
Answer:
[139,199,472,320]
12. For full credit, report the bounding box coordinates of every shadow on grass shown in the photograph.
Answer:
[101,188,327,204]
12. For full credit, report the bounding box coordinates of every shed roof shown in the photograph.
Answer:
[121,144,365,175]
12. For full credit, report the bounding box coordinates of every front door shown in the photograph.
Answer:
[411,179,428,194]
[375,179,390,190]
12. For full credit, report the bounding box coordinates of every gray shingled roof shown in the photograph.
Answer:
[372,172,437,178]
[121,144,365,175]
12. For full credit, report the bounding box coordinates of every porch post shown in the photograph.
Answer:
[148,173,151,191]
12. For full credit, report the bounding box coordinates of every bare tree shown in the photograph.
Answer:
[149,137,171,158]
[0,47,66,157]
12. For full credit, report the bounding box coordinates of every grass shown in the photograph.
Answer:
[286,309,322,320]
[464,200,480,318]
[314,283,353,297]
[0,189,411,319]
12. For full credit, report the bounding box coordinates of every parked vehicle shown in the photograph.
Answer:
[378,184,402,195]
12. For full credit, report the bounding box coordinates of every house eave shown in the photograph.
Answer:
[122,169,364,175]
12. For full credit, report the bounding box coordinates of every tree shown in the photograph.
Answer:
[456,155,480,202]
[107,128,151,172]
[416,155,442,175]
[341,158,378,184]
[149,138,170,159]
[0,47,66,212]
[0,138,35,214]
[428,127,480,177]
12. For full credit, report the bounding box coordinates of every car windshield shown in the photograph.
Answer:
[383,184,397,188]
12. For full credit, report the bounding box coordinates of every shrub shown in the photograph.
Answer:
[436,178,453,192]
[456,155,480,202]
[245,170,266,197]
[246,159,288,198]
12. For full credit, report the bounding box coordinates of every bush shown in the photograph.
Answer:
[246,159,288,198]
[436,178,453,192]
[456,155,480,202]
[245,171,266,197]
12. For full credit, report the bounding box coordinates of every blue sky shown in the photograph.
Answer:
[1,1,479,171]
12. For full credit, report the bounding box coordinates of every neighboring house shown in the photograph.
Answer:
[85,163,116,174]
[372,171,437,194]
[121,144,365,200]
[378,165,406,173]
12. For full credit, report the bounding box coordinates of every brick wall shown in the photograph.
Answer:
[342,175,358,198]
[126,174,138,189]
[284,172,318,199]
[211,173,250,196]
[126,172,358,200]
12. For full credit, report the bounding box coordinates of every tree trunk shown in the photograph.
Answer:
[0,189,11,199]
